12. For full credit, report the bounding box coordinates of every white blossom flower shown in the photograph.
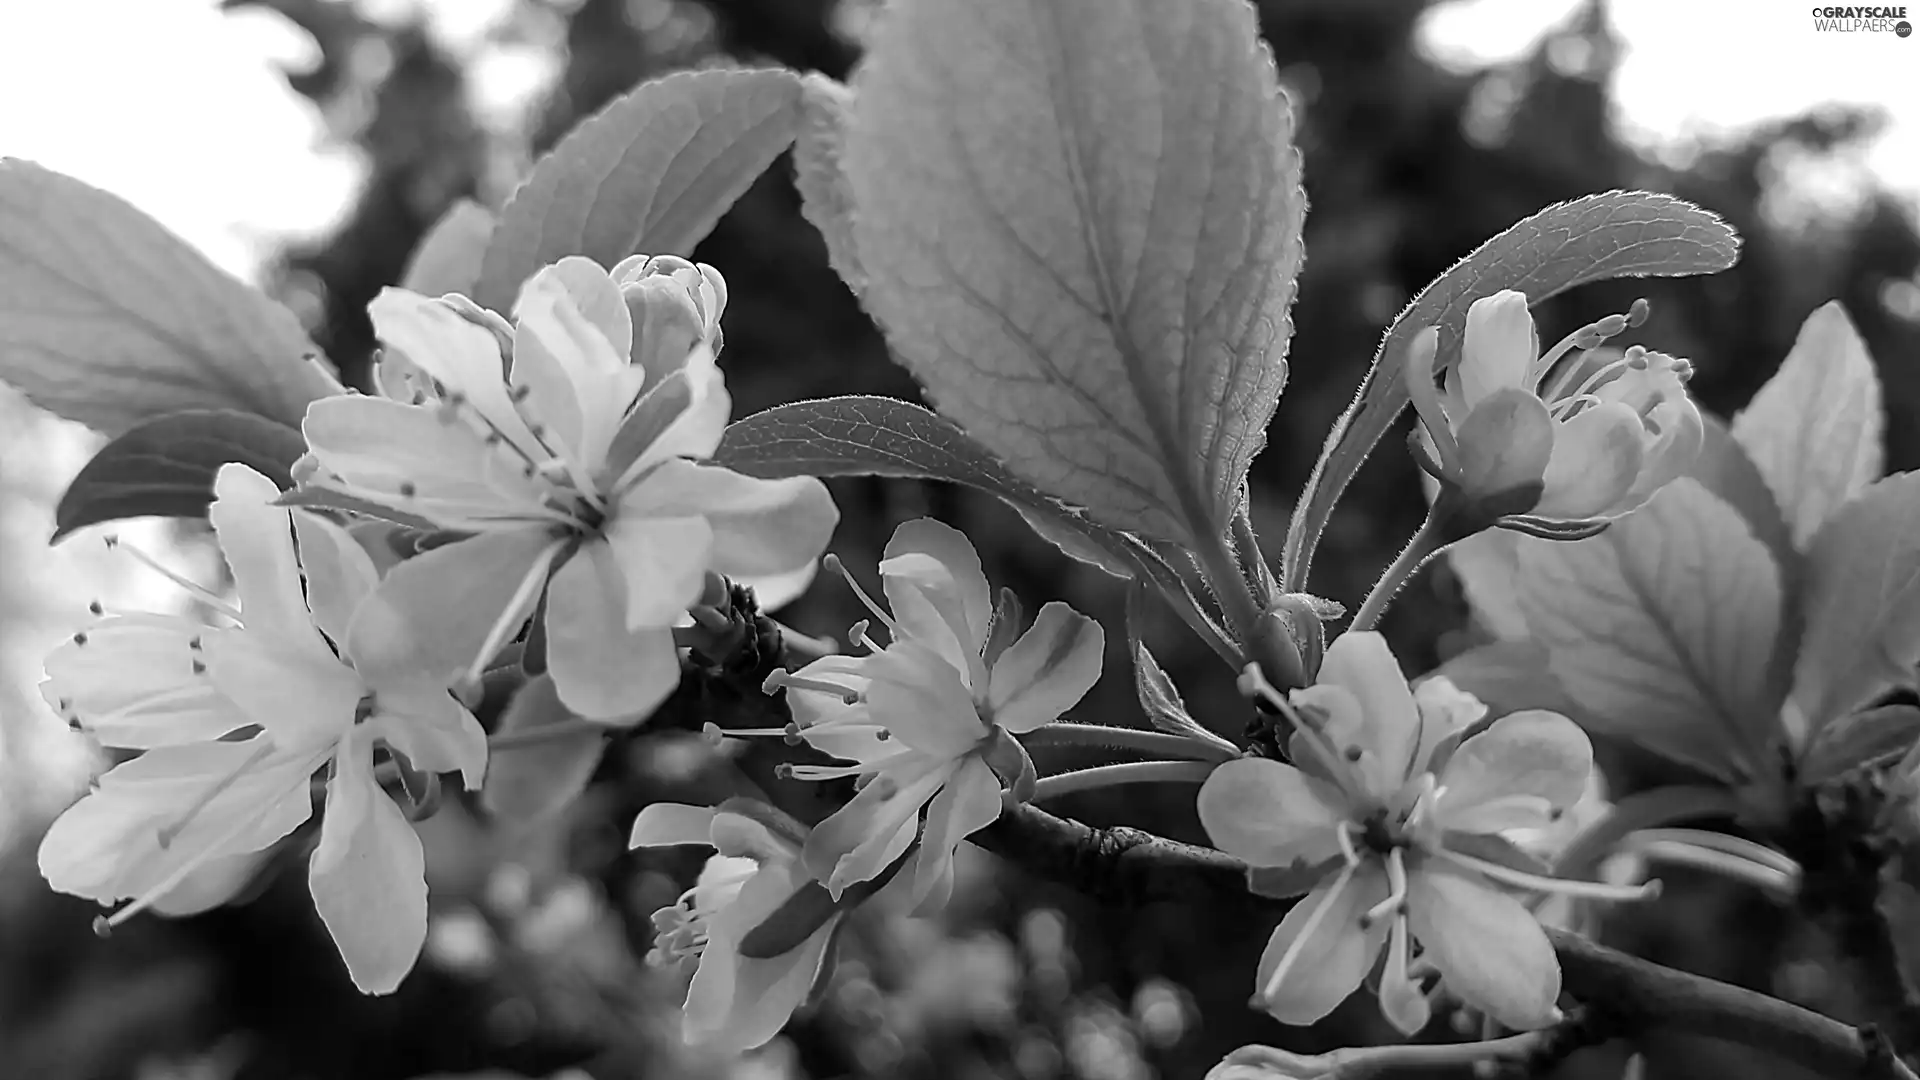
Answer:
[300,255,838,722]
[1199,632,1654,1034]
[744,519,1103,914]
[38,463,487,994]
[630,800,855,1053]
[1406,290,1702,527]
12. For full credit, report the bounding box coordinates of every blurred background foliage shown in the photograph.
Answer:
[3,0,1919,1077]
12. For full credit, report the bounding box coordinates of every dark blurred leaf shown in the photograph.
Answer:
[0,159,340,434]
[480,674,607,822]
[53,410,307,542]
[473,67,802,311]
[1285,191,1742,590]
[1799,704,1920,784]
[400,199,495,296]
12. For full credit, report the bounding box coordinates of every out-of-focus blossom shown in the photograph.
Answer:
[1405,290,1701,530]
[1199,632,1653,1034]
[746,519,1103,913]
[632,800,856,1054]
[39,464,486,993]
[300,255,837,722]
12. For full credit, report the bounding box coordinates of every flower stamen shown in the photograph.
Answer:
[103,536,242,623]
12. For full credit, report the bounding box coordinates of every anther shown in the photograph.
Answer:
[188,636,202,651]
[103,535,120,549]
[191,659,206,675]
[509,384,532,403]
[72,632,88,646]
[92,916,112,939]
[87,600,103,616]
[399,481,418,498]
[1627,297,1651,327]
[700,721,726,746]
[773,763,796,780]
[1593,313,1628,338]
[1344,746,1363,762]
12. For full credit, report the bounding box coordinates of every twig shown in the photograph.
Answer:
[974,803,1919,1080]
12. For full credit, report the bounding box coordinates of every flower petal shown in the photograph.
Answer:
[1306,632,1419,796]
[39,740,315,903]
[301,396,550,526]
[521,255,632,366]
[615,345,731,485]
[367,287,542,459]
[1409,675,1488,778]
[512,265,647,467]
[601,504,714,630]
[803,753,953,897]
[310,726,430,995]
[1407,863,1562,1030]
[631,802,722,848]
[210,464,335,666]
[1459,291,1537,409]
[44,615,251,747]
[1436,711,1592,832]
[1196,758,1349,868]
[346,526,559,684]
[1453,388,1553,505]
[1253,860,1390,1025]
[880,518,994,657]
[545,541,682,721]
[369,677,489,790]
[292,510,381,651]
[985,602,1104,733]
[200,628,364,751]
[623,460,838,579]
[685,859,830,1053]
[1532,402,1645,520]
[148,850,272,916]
[909,753,1002,907]
[865,641,991,757]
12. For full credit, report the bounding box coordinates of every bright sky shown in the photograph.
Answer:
[0,0,1912,283]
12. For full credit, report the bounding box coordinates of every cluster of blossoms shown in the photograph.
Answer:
[1406,289,1702,532]
[36,264,1696,1056]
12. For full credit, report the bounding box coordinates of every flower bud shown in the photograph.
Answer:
[611,254,728,376]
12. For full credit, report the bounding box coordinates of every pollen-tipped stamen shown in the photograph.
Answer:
[1528,299,1651,390]
[762,669,863,705]
[105,536,242,622]
[1360,848,1410,930]
[1435,846,1663,903]
[823,554,901,639]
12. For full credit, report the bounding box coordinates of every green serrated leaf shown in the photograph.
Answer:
[1732,302,1884,550]
[1790,471,1920,738]
[479,674,608,822]
[1504,479,1782,782]
[400,199,495,297]
[843,0,1303,544]
[0,160,340,435]
[52,410,308,542]
[472,67,803,312]
[792,74,864,297]
[1285,191,1742,590]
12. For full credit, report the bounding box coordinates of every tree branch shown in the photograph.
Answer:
[974,803,1919,1080]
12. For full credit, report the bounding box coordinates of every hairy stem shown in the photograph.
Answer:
[1348,505,1452,634]
[1028,760,1217,802]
